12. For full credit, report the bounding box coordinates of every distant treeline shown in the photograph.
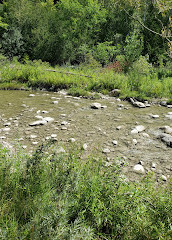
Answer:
[0,0,171,66]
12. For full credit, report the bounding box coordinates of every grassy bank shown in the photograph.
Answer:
[0,141,172,239]
[0,56,172,100]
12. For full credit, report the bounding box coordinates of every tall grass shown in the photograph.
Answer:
[0,141,172,239]
[0,56,172,99]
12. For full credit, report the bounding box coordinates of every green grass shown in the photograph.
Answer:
[0,141,172,239]
[0,56,172,100]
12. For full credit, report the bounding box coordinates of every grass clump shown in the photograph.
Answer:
[0,141,172,239]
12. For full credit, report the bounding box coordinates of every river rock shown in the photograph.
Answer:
[90,102,102,109]
[35,115,43,119]
[52,101,58,104]
[160,101,167,107]
[133,164,145,174]
[69,138,76,143]
[4,122,11,126]
[61,121,68,125]
[112,140,118,145]
[158,133,172,147]
[29,135,37,139]
[29,120,47,126]
[102,148,111,153]
[161,175,167,181]
[133,139,137,144]
[82,143,88,150]
[29,94,35,97]
[2,127,11,132]
[160,126,172,134]
[110,89,121,97]
[131,125,145,134]
[149,114,159,118]
[44,117,54,123]
[130,98,146,108]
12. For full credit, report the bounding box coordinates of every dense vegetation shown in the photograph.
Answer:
[0,0,171,99]
[0,0,171,65]
[0,55,172,100]
[0,141,172,239]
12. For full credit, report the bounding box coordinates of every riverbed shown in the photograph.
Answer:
[0,90,171,181]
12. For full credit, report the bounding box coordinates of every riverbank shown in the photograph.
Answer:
[0,140,172,239]
[0,57,172,102]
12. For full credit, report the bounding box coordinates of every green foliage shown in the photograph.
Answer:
[1,27,25,59]
[92,41,121,66]
[0,57,172,99]
[124,31,144,64]
[0,142,172,239]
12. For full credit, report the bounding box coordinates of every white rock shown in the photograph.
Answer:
[51,134,57,138]
[152,163,156,168]
[102,148,111,153]
[149,114,159,118]
[22,145,27,149]
[2,127,10,132]
[90,102,102,109]
[4,122,11,126]
[61,121,68,125]
[116,126,122,130]
[29,94,35,97]
[0,136,6,139]
[142,133,150,138]
[101,105,107,109]
[44,117,54,123]
[131,129,138,134]
[112,140,118,145]
[69,138,76,143]
[161,175,167,181]
[82,143,88,150]
[133,139,137,144]
[35,115,43,119]
[52,101,58,104]
[29,135,37,139]
[133,164,145,174]
[32,142,38,145]
[29,120,47,126]
[135,125,145,132]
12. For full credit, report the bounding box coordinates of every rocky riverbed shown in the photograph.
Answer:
[0,90,171,181]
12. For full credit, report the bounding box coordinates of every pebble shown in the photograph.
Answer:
[102,148,111,154]
[61,121,68,125]
[69,138,76,143]
[4,122,11,126]
[2,127,10,132]
[90,102,102,109]
[51,134,57,138]
[82,143,88,150]
[133,164,145,174]
[29,135,37,139]
[133,139,137,144]
[52,101,58,104]
[161,175,167,181]
[149,114,159,118]
[112,140,118,145]
[29,94,35,97]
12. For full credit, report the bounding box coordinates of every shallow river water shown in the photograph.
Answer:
[0,90,171,181]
